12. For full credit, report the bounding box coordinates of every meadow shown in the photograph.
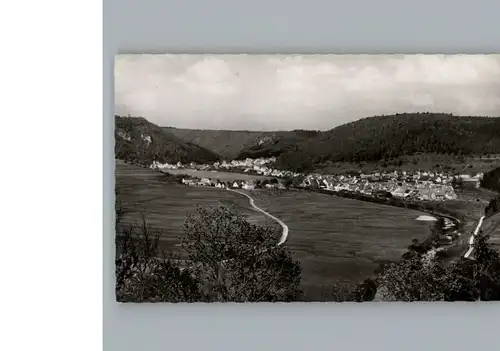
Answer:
[115,162,276,259]
[164,169,270,182]
[240,189,434,300]
[116,161,436,300]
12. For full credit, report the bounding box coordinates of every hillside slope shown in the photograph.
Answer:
[237,113,500,172]
[163,127,321,160]
[115,116,220,165]
[164,127,277,159]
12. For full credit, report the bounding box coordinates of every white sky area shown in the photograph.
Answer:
[115,54,500,131]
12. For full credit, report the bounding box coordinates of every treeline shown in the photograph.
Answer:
[482,166,500,217]
[481,166,500,193]
[234,113,500,172]
[115,202,500,302]
[485,197,500,218]
[115,116,220,166]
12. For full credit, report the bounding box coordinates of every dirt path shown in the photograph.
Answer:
[226,188,289,245]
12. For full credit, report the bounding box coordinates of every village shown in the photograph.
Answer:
[150,157,484,202]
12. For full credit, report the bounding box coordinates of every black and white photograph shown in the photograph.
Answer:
[114,54,500,302]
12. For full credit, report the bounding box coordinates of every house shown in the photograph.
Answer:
[434,190,446,201]
[403,189,413,198]
[323,179,334,191]
[462,177,480,189]
[418,188,432,201]
[347,184,358,192]
[182,178,195,185]
[200,177,212,186]
[242,180,255,190]
[445,192,457,200]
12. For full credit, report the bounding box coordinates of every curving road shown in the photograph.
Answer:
[226,188,289,246]
[172,188,290,270]
[464,215,485,259]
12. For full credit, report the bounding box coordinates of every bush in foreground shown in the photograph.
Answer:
[373,231,500,302]
[116,203,500,302]
[115,205,302,302]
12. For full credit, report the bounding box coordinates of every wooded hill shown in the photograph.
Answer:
[119,113,500,171]
[164,127,320,160]
[115,116,220,165]
[239,113,500,172]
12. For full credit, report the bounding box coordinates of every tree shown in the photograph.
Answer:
[328,278,377,302]
[451,176,464,190]
[283,176,294,189]
[181,205,302,302]
[115,213,202,302]
[374,229,500,302]
[466,231,500,300]
[485,196,500,217]
[291,175,305,188]
[309,179,320,190]
[375,253,449,301]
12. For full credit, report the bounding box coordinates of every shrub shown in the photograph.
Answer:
[115,204,302,302]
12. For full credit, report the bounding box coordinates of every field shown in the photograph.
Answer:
[238,189,435,300]
[115,162,275,259]
[116,161,449,301]
[164,169,270,182]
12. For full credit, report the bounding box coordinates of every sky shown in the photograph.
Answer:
[115,54,500,131]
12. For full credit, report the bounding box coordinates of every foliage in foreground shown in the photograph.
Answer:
[116,203,500,302]
[115,205,302,302]
[372,232,500,302]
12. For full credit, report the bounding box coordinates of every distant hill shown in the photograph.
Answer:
[235,130,320,160]
[165,127,321,160]
[236,113,500,172]
[163,127,277,160]
[115,116,220,165]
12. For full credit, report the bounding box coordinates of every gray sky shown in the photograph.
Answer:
[115,54,500,131]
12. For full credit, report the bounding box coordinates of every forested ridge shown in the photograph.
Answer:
[236,113,500,172]
[115,116,221,165]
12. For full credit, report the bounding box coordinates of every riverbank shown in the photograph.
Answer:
[293,187,477,269]
[307,188,461,230]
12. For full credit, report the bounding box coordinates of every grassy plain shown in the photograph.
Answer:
[238,189,434,300]
[115,161,458,301]
[115,161,276,259]
[164,169,270,182]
